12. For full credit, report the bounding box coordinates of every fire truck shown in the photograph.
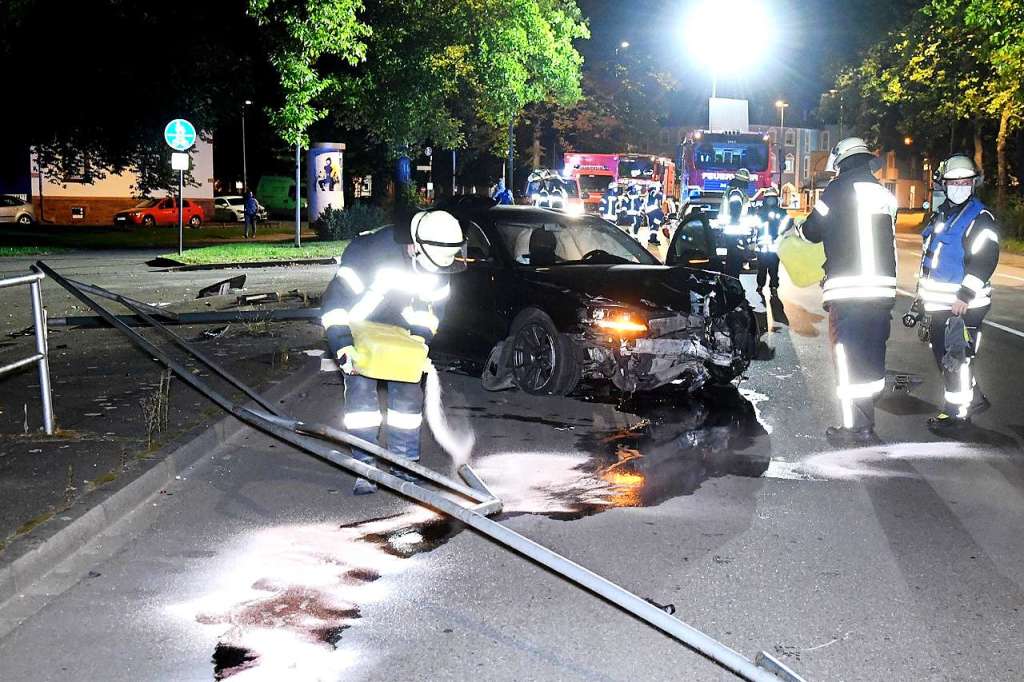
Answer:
[563,153,678,213]
[678,130,773,216]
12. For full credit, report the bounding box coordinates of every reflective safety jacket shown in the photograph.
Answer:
[321,226,451,359]
[625,191,642,216]
[756,206,790,253]
[599,189,618,220]
[801,164,897,306]
[644,189,665,214]
[918,197,999,312]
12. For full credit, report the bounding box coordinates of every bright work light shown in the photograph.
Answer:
[683,0,776,95]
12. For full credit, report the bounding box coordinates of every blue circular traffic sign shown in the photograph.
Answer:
[164,119,196,151]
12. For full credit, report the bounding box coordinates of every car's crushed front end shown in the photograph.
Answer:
[573,275,754,393]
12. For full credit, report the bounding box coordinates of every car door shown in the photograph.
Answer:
[432,219,506,362]
[665,213,719,269]
[154,198,175,224]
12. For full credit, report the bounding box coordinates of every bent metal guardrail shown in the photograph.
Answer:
[0,270,54,435]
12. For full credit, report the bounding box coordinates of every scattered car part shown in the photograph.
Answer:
[37,260,802,682]
[237,292,280,305]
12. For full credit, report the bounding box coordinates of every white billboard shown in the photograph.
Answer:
[708,98,749,133]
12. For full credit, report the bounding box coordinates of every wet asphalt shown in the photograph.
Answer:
[0,247,1023,681]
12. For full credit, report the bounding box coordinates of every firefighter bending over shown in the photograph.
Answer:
[321,210,466,494]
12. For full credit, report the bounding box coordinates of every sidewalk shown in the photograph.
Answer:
[0,255,335,575]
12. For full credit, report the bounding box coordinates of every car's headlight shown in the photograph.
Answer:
[589,307,647,335]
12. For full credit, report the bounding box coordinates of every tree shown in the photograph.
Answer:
[328,1,586,167]
[954,0,1024,206]
[1,1,262,195]
[248,0,370,146]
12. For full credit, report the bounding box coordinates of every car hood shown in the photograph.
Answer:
[520,264,723,314]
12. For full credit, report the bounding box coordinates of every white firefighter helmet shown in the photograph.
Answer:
[411,210,466,272]
[734,168,751,183]
[826,137,873,173]
[941,154,979,180]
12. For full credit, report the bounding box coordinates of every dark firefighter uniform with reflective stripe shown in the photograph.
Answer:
[599,187,618,221]
[755,202,790,291]
[802,163,897,431]
[919,197,1000,418]
[321,226,450,465]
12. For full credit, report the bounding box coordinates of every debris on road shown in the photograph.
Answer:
[197,275,247,299]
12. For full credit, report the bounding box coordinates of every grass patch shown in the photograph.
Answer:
[1003,238,1024,255]
[0,246,71,257]
[163,240,347,265]
[0,224,315,251]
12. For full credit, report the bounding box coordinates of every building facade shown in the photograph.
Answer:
[1,141,216,225]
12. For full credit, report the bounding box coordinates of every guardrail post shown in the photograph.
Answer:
[29,278,55,435]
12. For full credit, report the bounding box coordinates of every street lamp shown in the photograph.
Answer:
[904,136,913,146]
[684,0,775,99]
[620,41,630,49]
[775,100,788,192]
[242,99,253,194]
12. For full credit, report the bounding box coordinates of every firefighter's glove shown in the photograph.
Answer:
[337,345,359,375]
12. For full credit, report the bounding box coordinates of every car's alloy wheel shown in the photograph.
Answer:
[142,215,156,227]
[508,309,579,396]
[189,215,202,228]
[16,214,33,225]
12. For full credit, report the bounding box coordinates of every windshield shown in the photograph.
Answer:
[619,158,654,180]
[579,174,612,195]
[693,141,768,172]
[134,199,159,208]
[496,216,659,266]
[554,178,580,198]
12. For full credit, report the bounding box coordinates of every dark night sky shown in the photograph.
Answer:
[579,0,919,126]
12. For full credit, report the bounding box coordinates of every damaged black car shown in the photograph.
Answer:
[431,204,757,396]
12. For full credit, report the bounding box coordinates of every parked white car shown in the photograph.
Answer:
[214,195,267,222]
[0,195,35,224]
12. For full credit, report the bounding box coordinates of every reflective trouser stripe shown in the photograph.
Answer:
[343,411,383,430]
[945,361,974,418]
[387,410,423,430]
[835,344,855,429]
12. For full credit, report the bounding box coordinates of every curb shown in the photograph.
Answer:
[147,256,340,271]
[0,360,324,609]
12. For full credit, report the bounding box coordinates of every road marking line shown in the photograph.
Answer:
[896,287,1024,340]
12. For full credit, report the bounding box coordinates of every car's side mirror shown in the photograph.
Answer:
[456,246,493,266]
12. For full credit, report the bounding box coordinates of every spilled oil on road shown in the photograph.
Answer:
[167,507,455,680]
[472,386,771,519]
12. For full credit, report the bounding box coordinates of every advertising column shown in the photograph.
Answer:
[307,142,346,223]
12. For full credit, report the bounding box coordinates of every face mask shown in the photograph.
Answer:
[945,184,973,205]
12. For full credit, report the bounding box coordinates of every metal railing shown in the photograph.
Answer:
[0,270,54,434]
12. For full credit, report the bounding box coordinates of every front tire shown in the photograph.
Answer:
[509,309,579,396]
[16,214,33,225]
[142,215,156,227]
[189,215,202,228]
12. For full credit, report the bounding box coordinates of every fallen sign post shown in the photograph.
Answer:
[35,260,805,682]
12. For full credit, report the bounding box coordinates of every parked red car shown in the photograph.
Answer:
[113,198,205,227]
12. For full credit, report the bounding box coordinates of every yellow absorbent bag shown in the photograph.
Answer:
[350,321,429,383]
[777,232,826,288]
